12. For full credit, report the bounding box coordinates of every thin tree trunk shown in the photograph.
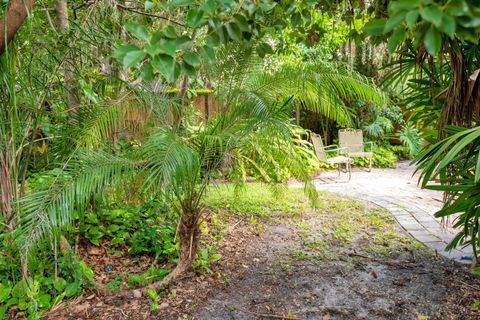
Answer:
[147,207,201,288]
[0,0,36,55]
[54,0,78,119]
[54,0,68,31]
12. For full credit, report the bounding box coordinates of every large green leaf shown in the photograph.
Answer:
[186,9,207,28]
[363,19,387,35]
[226,22,242,41]
[123,50,146,69]
[151,54,175,81]
[439,14,456,37]
[423,26,442,55]
[183,52,201,68]
[405,10,419,28]
[420,5,443,27]
[384,12,406,33]
[125,22,149,41]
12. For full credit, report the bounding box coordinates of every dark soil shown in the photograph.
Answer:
[190,220,479,320]
[47,195,480,320]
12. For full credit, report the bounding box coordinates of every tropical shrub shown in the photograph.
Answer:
[416,126,480,265]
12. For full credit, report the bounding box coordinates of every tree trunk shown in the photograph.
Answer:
[54,0,78,119]
[54,0,68,31]
[0,0,36,56]
[147,208,201,288]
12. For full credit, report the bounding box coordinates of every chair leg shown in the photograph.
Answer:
[368,156,372,172]
[347,161,351,181]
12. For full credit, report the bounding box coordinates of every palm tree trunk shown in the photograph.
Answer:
[147,207,201,288]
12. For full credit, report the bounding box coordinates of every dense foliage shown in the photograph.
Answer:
[2,0,480,318]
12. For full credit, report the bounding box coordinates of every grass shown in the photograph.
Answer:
[204,183,430,264]
[204,183,310,217]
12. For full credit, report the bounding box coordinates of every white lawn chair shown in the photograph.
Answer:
[339,128,374,172]
[311,133,352,180]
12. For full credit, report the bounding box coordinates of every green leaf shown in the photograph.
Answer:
[146,288,159,300]
[175,36,192,50]
[181,61,197,77]
[65,282,80,297]
[217,25,227,44]
[200,0,216,15]
[80,260,94,280]
[226,22,242,42]
[183,52,200,68]
[206,32,220,47]
[474,150,480,183]
[53,278,67,292]
[151,55,180,82]
[388,28,405,53]
[233,14,249,32]
[420,5,443,27]
[162,25,177,39]
[186,9,207,28]
[256,44,266,58]
[170,0,194,7]
[363,19,387,35]
[141,62,154,81]
[37,294,51,308]
[159,39,177,56]
[424,26,442,55]
[152,54,173,75]
[113,44,140,59]
[81,81,99,104]
[0,283,11,303]
[472,267,480,277]
[199,46,215,63]
[405,10,419,28]
[123,49,146,69]
[384,12,406,33]
[439,14,456,37]
[389,0,418,13]
[125,22,149,41]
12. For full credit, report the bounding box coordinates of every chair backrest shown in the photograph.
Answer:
[311,133,327,162]
[339,128,364,153]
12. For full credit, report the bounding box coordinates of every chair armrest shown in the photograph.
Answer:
[324,144,339,149]
[326,146,348,156]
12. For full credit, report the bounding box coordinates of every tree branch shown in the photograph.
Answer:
[114,2,185,27]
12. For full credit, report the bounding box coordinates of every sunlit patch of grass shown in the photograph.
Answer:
[204,183,310,217]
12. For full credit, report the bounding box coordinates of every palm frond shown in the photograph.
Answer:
[17,151,136,253]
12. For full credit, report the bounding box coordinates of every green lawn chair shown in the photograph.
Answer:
[311,133,352,180]
[339,128,374,172]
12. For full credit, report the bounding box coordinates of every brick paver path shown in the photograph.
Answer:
[291,161,472,263]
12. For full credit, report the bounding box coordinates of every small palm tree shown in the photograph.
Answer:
[17,89,317,287]
[16,48,384,287]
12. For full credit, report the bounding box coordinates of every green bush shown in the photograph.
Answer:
[74,200,177,259]
[318,145,398,169]
[0,243,93,319]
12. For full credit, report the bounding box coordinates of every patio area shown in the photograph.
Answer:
[291,160,473,263]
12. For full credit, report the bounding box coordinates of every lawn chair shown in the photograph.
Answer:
[339,128,374,172]
[311,133,352,180]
